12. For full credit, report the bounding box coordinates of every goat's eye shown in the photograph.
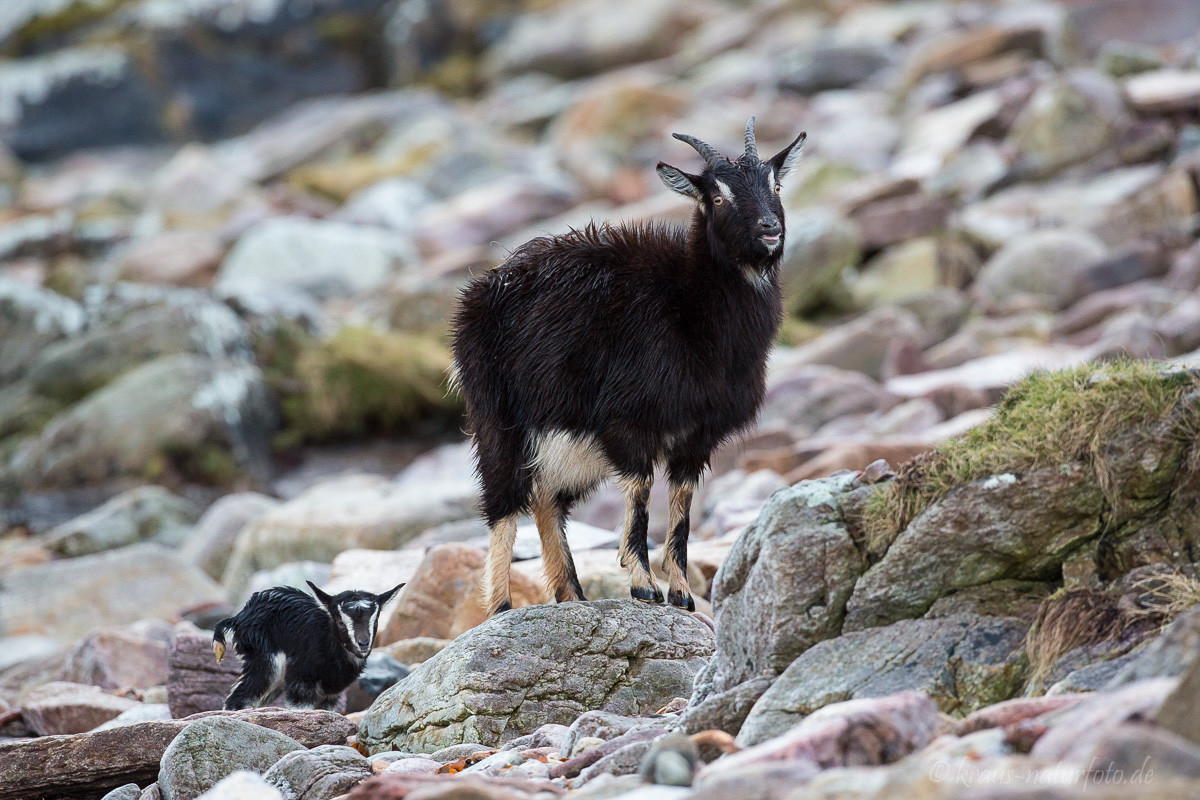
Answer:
[774,184,781,194]
[712,196,723,205]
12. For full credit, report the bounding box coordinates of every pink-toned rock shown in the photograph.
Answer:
[701,691,944,777]
[379,544,549,645]
[326,548,426,595]
[117,231,225,287]
[850,193,953,251]
[956,694,1093,735]
[348,773,564,799]
[1032,678,1176,761]
[904,24,1044,85]
[57,621,173,691]
[787,440,935,483]
[414,174,579,256]
[381,757,441,775]
[1125,69,1200,114]
[166,628,242,719]
[20,681,141,735]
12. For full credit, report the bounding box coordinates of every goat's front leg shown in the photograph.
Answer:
[663,479,697,611]
[618,475,662,603]
[482,515,518,615]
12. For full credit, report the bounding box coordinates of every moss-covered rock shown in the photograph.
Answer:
[274,325,461,449]
[862,362,1200,547]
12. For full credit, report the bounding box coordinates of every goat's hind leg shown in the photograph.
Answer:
[618,475,662,604]
[533,491,586,602]
[223,657,272,710]
[663,478,697,611]
[477,433,531,616]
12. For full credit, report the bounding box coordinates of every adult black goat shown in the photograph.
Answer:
[213,581,403,710]
[451,118,805,615]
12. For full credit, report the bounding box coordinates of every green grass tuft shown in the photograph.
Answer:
[862,360,1200,553]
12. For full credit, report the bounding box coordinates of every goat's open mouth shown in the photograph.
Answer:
[760,235,780,246]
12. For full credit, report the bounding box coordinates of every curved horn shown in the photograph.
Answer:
[743,116,758,160]
[672,132,727,168]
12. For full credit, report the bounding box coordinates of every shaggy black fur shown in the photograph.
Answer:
[213,581,403,710]
[451,118,805,612]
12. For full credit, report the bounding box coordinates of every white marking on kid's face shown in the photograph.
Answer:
[714,179,735,207]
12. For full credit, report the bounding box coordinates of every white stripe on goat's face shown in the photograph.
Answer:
[338,598,379,659]
[714,178,736,207]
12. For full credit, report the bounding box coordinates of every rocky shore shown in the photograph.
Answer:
[2,0,1200,797]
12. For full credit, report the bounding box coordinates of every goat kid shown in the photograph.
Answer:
[213,581,403,710]
[451,117,805,616]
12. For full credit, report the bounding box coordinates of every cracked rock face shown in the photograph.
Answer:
[357,599,714,754]
[685,474,867,734]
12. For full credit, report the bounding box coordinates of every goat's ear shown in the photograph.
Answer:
[307,580,333,605]
[768,131,807,183]
[656,162,703,200]
[375,582,405,607]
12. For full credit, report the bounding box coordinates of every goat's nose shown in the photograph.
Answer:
[758,217,781,236]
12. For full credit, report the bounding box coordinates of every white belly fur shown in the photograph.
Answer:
[529,430,614,495]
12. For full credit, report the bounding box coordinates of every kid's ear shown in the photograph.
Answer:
[656,162,703,200]
[375,582,405,606]
[769,131,807,183]
[307,580,333,604]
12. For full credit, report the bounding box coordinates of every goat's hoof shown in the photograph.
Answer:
[631,584,664,604]
[667,590,695,612]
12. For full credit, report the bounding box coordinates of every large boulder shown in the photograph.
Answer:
[684,474,866,735]
[735,615,1029,747]
[6,354,276,490]
[702,692,944,779]
[0,278,84,383]
[0,48,162,161]
[179,493,280,581]
[973,229,1109,313]
[39,486,199,558]
[0,543,226,641]
[57,620,174,691]
[358,600,714,754]
[158,716,304,800]
[1006,70,1130,178]
[263,745,373,800]
[846,376,1200,632]
[1,1,402,158]
[843,466,1106,631]
[777,209,862,316]
[217,217,416,301]
[21,296,249,404]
